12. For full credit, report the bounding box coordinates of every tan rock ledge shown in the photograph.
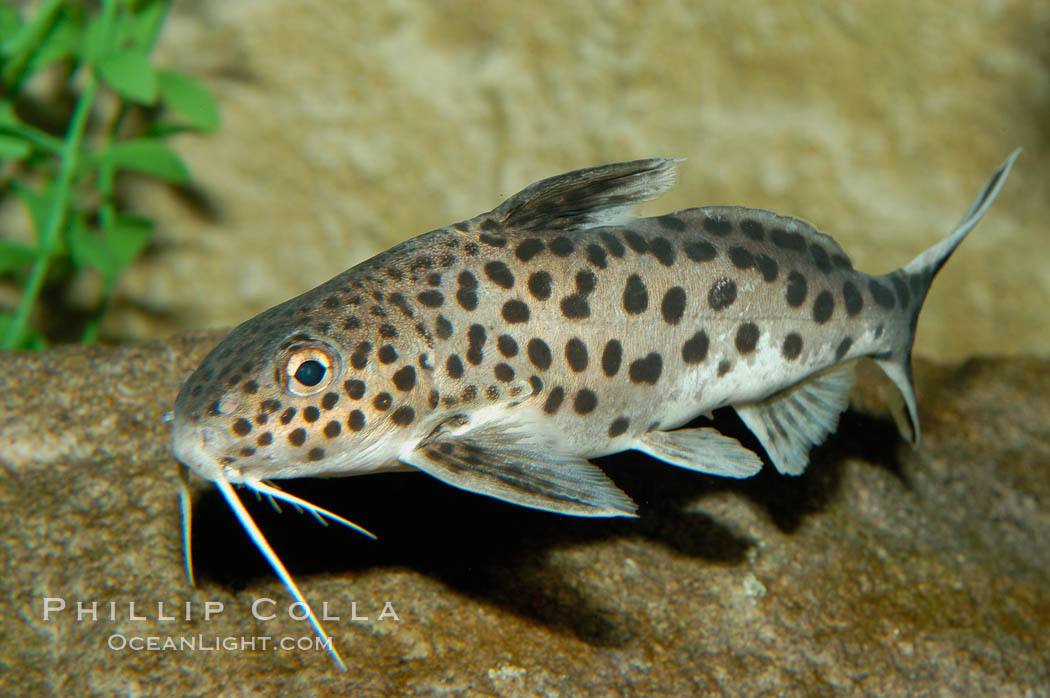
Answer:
[1,335,1047,695]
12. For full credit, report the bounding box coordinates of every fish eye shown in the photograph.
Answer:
[295,360,325,386]
[281,342,340,397]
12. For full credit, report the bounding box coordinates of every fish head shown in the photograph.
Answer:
[172,290,403,485]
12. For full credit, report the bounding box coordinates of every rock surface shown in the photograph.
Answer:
[0,335,1047,695]
[4,0,1045,358]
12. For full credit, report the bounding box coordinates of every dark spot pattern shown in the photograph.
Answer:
[528,339,552,370]
[324,421,341,438]
[456,271,479,311]
[257,432,273,446]
[661,287,686,325]
[602,340,622,377]
[379,324,398,338]
[242,380,258,395]
[703,214,732,235]
[497,334,518,357]
[391,406,415,426]
[378,345,398,364]
[608,417,630,437]
[543,387,565,414]
[717,360,732,376]
[650,237,675,266]
[684,240,717,263]
[502,300,530,323]
[629,353,663,385]
[560,295,590,319]
[516,239,545,262]
[308,447,325,461]
[682,330,709,364]
[417,290,444,308]
[348,410,365,431]
[393,365,416,391]
[280,408,296,424]
[756,254,779,282]
[565,338,588,372]
[600,231,626,257]
[288,428,306,447]
[835,337,853,361]
[586,244,608,269]
[494,363,515,382]
[623,275,649,314]
[782,333,803,360]
[771,228,806,251]
[303,406,320,423]
[345,379,365,399]
[708,278,737,311]
[657,214,686,232]
[467,324,486,365]
[741,219,764,241]
[810,244,832,273]
[735,322,760,354]
[484,261,514,289]
[446,354,464,379]
[813,290,834,324]
[321,392,339,410]
[623,230,649,254]
[529,375,543,395]
[574,389,598,414]
[373,393,392,411]
[436,315,453,340]
[843,281,863,316]
[549,237,574,257]
[786,271,808,307]
[728,246,754,270]
[528,271,552,300]
[870,279,895,309]
[232,419,251,436]
[350,341,371,369]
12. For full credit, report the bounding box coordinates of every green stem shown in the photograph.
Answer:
[2,72,98,348]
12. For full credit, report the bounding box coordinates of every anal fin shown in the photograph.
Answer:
[734,363,855,475]
[401,423,637,518]
[632,427,764,478]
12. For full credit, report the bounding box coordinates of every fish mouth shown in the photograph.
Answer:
[171,419,238,484]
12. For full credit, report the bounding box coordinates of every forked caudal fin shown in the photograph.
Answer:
[177,464,377,671]
[874,148,1021,445]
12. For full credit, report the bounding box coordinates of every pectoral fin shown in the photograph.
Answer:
[735,363,855,475]
[401,423,637,517]
[632,427,764,478]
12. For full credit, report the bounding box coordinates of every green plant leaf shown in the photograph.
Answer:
[103,214,153,272]
[0,133,31,160]
[97,48,157,104]
[0,100,18,126]
[0,0,60,59]
[0,5,21,45]
[158,70,220,131]
[24,5,84,75]
[95,138,190,183]
[0,240,36,274]
[68,218,114,277]
[130,0,168,50]
[11,179,54,242]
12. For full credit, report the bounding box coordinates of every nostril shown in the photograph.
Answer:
[218,397,237,414]
[200,427,219,445]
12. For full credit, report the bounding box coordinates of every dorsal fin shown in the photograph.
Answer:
[490,158,680,232]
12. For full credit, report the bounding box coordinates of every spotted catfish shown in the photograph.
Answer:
[172,150,1019,668]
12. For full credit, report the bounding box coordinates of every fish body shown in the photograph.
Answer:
[172,151,1019,668]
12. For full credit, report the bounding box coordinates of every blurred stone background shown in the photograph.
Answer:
[17,0,1050,356]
